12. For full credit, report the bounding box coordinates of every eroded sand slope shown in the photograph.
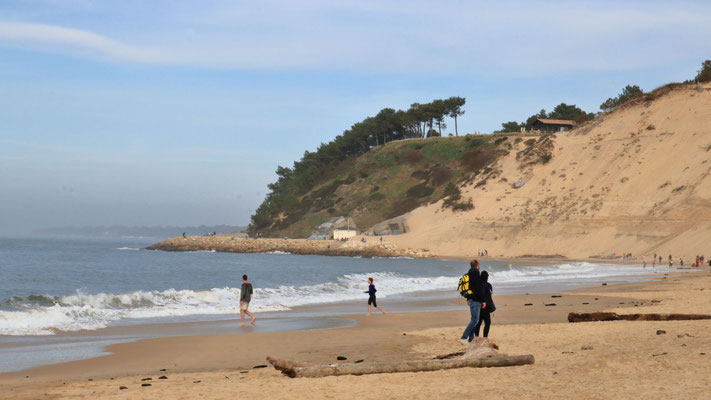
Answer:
[389,83,711,259]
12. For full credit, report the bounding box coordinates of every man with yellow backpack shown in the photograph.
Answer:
[458,259,486,344]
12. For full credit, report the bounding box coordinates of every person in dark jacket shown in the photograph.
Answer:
[364,277,386,315]
[239,274,256,326]
[461,260,486,344]
[474,270,494,338]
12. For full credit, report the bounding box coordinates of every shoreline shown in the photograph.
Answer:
[3,270,705,398]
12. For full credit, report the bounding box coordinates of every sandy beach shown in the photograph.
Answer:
[2,268,709,399]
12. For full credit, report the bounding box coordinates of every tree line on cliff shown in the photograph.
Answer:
[250,97,466,230]
[495,60,711,133]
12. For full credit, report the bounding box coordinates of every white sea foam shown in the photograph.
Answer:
[0,272,454,335]
[116,247,140,251]
[489,262,650,285]
[0,262,667,336]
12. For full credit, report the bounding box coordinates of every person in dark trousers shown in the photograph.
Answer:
[364,277,386,315]
[239,274,256,326]
[461,259,486,344]
[474,270,495,338]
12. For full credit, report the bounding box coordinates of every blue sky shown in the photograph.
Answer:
[1,0,710,233]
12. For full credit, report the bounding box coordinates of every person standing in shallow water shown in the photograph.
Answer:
[461,259,486,344]
[364,277,386,315]
[240,274,256,326]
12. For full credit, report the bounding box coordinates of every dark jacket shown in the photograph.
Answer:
[482,282,495,313]
[240,282,253,302]
[465,268,485,303]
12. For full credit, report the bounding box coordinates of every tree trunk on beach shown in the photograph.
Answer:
[271,355,534,378]
[568,312,711,323]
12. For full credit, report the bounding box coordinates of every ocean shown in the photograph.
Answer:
[0,236,672,372]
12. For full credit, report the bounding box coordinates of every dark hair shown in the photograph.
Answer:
[470,259,479,268]
[480,270,489,282]
[368,277,373,283]
[242,274,248,281]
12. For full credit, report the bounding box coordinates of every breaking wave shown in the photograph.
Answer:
[0,272,454,336]
[0,262,665,336]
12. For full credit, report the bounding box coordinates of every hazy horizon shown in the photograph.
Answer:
[2,1,710,235]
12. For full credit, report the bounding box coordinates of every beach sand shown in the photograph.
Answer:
[2,270,710,399]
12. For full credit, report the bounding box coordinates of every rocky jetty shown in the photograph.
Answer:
[145,236,430,258]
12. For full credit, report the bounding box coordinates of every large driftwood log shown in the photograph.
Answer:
[282,355,534,378]
[267,338,533,378]
[266,354,534,378]
[568,312,711,323]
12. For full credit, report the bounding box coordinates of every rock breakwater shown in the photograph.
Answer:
[146,236,430,258]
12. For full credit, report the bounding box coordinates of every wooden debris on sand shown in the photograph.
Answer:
[267,338,534,378]
[568,312,711,323]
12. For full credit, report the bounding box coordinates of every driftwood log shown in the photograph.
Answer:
[267,339,533,378]
[266,356,313,371]
[277,355,535,378]
[568,312,711,323]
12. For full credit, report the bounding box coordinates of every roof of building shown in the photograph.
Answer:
[535,118,576,125]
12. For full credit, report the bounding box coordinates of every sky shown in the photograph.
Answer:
[1,0,710,234]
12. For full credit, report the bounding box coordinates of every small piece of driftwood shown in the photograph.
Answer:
[568,312,711,323]
[266,356,312,372]
[267,339,534,378]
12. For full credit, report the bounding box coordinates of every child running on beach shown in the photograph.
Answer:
[364,277,386,315]
[239,274,256,326]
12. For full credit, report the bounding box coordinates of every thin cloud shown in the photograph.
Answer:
[0,21,180,64]
[0,1,710,74]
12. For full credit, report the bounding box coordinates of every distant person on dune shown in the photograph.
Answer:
[474,270,495,338]
[240,274,256,326]
[364,277,386,315]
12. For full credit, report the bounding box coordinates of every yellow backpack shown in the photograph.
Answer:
[458,273,473,297]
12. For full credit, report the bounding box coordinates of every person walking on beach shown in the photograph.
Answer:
[474,270,495,338]
[239,275,256,326]
[364,277,386,315]
[460,260,486,344]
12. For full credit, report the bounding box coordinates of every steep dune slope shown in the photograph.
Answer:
[387,83,711,259]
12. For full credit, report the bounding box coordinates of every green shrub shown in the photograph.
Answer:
[467,137,486,148]
[696,60,711,83]
[406,183,435,198]
[451,199,474,211]
[443,182,461,200]
[411,170,429,180]
[494,136,508,145]
[430,166,453,186]
[404,149,423,163]
[369,192,386,201]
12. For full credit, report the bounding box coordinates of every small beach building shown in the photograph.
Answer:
[531,118,575,132]
[332,229,358,240]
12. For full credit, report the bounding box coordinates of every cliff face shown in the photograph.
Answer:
[385,83,711,259]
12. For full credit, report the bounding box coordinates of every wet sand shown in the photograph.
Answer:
[1,270,710,399]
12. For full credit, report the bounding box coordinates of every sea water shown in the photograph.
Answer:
[0,235,674,372]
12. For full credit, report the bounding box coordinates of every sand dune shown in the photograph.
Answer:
[388,83,711,260]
